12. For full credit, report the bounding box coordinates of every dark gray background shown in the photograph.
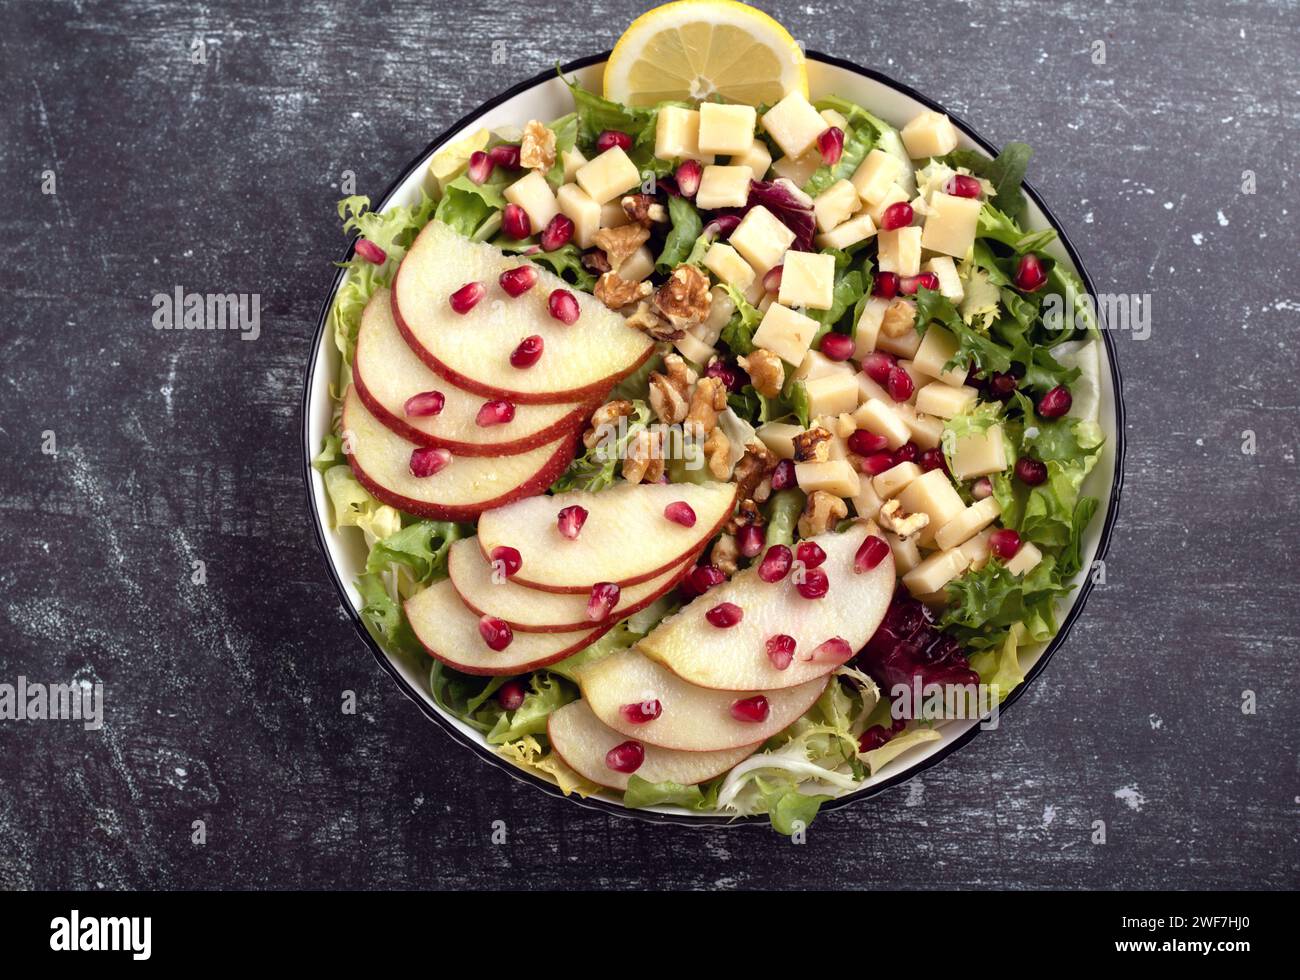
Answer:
[1,0,1296,890]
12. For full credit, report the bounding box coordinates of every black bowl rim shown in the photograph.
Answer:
[300,49,1127,829]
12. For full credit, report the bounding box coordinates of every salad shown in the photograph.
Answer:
[311,1,1105,834]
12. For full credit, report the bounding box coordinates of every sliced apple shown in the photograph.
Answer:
[405,579,609,675]
[448,538,697,632]
[476,481,739,593]
[342,386,573,521]
[546,700,756,791]
[638,523,895,691]
[354,288,591,454]
[391,220,655,404]
[579,648,828,752]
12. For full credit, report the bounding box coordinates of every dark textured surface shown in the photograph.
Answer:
[1,0,1297,890]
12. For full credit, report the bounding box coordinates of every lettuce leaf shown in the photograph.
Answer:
[495,735,598,796]
[804,97,883,197]
[499,241,596,291]
[656,194,703,271]
[486,673,576,744]
[561,75,678,175]
[364,521,466,583]
[355,572,424,661]
[719,284,764,355]
[624,776,720,811]
[550,399,651,493]
[809,254,868,344]
[943,143,1033,223]
[942,555,1072,649]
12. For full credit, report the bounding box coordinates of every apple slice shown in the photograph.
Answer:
[354,288,592,455]
[638,523,895,691]
[392,220,655,404]
[579,648,828,752]
[448,538,697,633]
[405,580,609,675]
[342,387,572,521]
[476,481,739,593]
[547,700,756,791]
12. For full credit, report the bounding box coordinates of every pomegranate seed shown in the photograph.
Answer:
[854,534,890,572]
[675,159,703,198]
[848,429,888,455]
[502,203,531,239]
[873,271,899,298]
[540,214,574,251]
[817,126,845,167]
[449,281,485,314]
[892,441,919,465]
[705,358,741,392]
[703,214,742,239]
[820,333,854,361]
[863,350,897,384]
[989,528,1022,560]
[488,143,521,169]
[796,567,829,599]
[862,451,896,475]
[499,265,538,297]
[736,523,765,558]
[548,288,580,325]
[596,130,633,153]
[972,477,994,499]
[1037,385,1073,419]
[467,150,494,185]
[766,634,796,670]
[706,602,744,628]
[945,174,982,198]
[987,371,1019,398]
[763,264,783,293]
[605,740,644,774]
[354,239,387,264]
[887,366,914,401]
[682,563,726,597]
[899,272,940,295]
[476,400,516,426]
[556,505,588,540]
[664,501,697,527]
[859,725,892,752]
[409,446,451,477]
[807,636,851,662]
[1015,457,1048,486]
[730,695,770,723]
[620,700,662,724]
[758,545,793,583]
[770,458,796,490]
[1014,253,1048,291]
[795,541,826,568]
[477,615,513,651]
[510,334,544,368]
[403,390,445,417]
[489,545,521,577]
[497,680,526,710]
[880,201,914,231]
[586,582,620,623]
[919,447,947,473]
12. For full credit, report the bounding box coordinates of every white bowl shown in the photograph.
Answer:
[302,52,1126,826]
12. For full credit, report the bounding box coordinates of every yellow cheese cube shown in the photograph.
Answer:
[925,255,964,301]
[804,372,860,417]
[896,470,966,547]
[886,531,923,574]
[866,184,911,226]
[921,192,982,258]
[872,461,922,499]
[900,111,960,159]
[819,108,849,130]
[673,329,716,366]
[555,183,601,248]
[618,245,655,283]
[855,370,891,405]
[959,529,993,570]
[561,146,587,182]
[751,302,818,365]
[654,106,713,162]
[912,325,968,387]
[935,496,1002,550]
[599,200,630,229]
[770,148,822,187]
[794,459,861,498]
[853,398,911,450]
[892,403,945,450]
[576,146,642,205]
[1004,540,1043,576]
[851,148,905,206]
[874,324,923,359]
[815,212,877,251]
[779,250,836,310]
[729,138,772,178]
[756,421,803,459]
[878,226,922,276]
[795,350,854,382]
[703,242,756,290]
[729,205,796,274]
[504,170,559,232]
[849,479,884,522]
[698,103,758,155]
[761,91,828,159]
[813,179,861,233]
[696,164,753,210]
[914,382,979,419]
[902,547,970,596]
[949,425,1008,480]
[853,297,888,358]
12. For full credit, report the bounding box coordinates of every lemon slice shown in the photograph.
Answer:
[604,1,807,107]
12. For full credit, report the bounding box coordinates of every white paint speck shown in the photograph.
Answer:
[1042,805,1057,828]
[1216,210,1229,226]
[1191,232,1204,245]
[1163,201,1174,210]
[1148,714,1163,730]
[1115,784,1147,812]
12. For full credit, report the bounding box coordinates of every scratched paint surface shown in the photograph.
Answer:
[0,0,1297,890]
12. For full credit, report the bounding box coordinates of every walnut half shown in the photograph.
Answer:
[737,348,784,398]
[792,426,833,463]
[520,120,557,173]
[653,264,712,331]
[798,491,849,538]
[878,498,930,538]
[595,272,652,310]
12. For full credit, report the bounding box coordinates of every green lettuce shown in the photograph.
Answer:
[550,400,651,493]
[624,776,720,811]
[719,284,764,355]
[364,521,466,583]
[355,572,423,661]
[656,194,703,271]
[805,97,884,197]
[943,143,1033,223]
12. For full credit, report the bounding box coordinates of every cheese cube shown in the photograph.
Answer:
[618,245,655,283]
[599,200,630,228]
[757,292,776,313]
[855,371,890,405]
[959,529,993,570]
[854,297,888,358]
[877,226,922,276]
[555,183,601,248]
[795,459,861,498]
[886,531,923,574]
[698,103,758,155]
[915,382,979,419]
[896,470,966,546]
[853,398,911,450]
[779,250,836,310]
[696,164,753,209]
[815,212,877,251]
[751,302,818,365]
[925,255,964,301]
[819,108,849,130]
[813,179,861,233]
[900,111,960,159]
[673,328,716,366]
[851,149,905,206]
[866,184,911,226]
[892,403,945,449]
[770,148,822,187]
[912,325,968,387]
[761,91,828,159]
[729,138,772,178]
[872,461,922,499]
[949,425,1008,480]
[576,146,642,205]
[921,192,982,258]
[694,284,733,346]
[903,547,970,596]
[756,422,803,459]
[703,242,756,290]
[795,350,854,382]
[849,479,884,522]
[654,106,713,162]
[1004,540,1043,576]
[874,321,922,359]
[504,171,559,232]
[804,372,860,417]
[935,496,1002,550]
[561,146,587,182]
[729,205,796,273]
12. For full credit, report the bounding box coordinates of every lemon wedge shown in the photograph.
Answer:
[603,0,807,107]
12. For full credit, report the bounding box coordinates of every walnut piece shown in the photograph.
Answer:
[653,264,712,331]
[594,272,652,310]
[593,224,650,272]
[726,497,764,534]
[684,376,727,438]
[878,498,930,538]
[520,120,557,172]
[582,399,634,449]
[798,491,849,538]
[625,301,682,341]
[711,533,739,576]
[581,249,612,275]
[703,426,731,480]
[792,426,833,463]
[647,354,696,426]
[738,348,784,398]
[880,298,918,338]
[621,193,668,227]
[732,441,777,503]
[623,428,665,484]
